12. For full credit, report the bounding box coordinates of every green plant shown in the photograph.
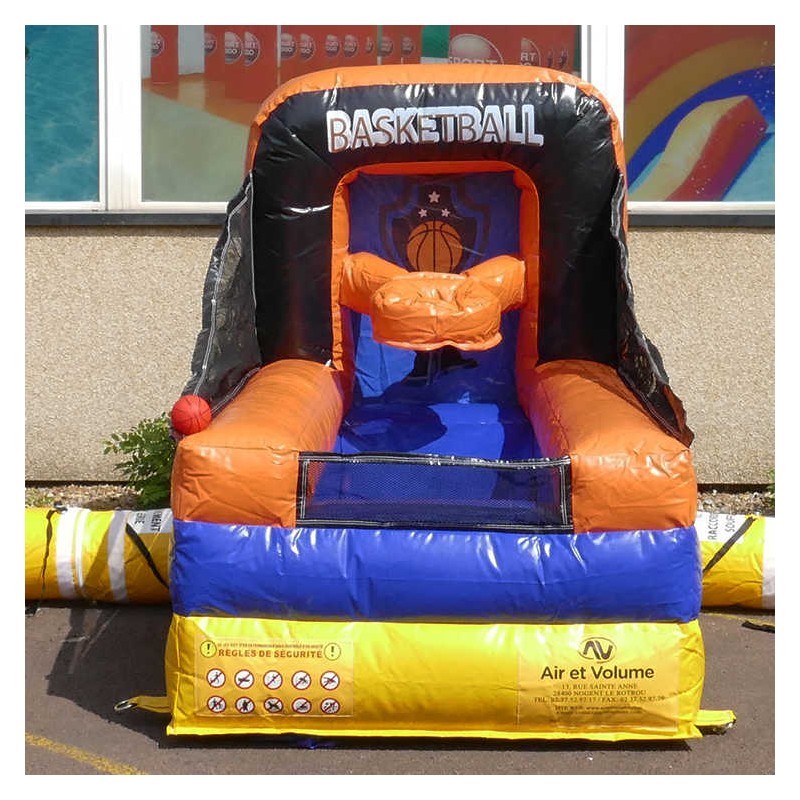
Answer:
[103,413,176,509]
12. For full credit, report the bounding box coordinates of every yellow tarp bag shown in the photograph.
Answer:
[132,614,733,741]
[25,507,172,604]
[697,512,775,610]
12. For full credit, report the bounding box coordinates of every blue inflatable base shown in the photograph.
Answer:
[171,521,701,623]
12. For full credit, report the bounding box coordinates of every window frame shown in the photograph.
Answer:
[24,24,775,225]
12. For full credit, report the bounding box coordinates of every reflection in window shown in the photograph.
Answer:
[25,25,100,202]
[420,24,581,73]
[141,25,255,203]
[140,25,584,204]
[625,25,774,202]
[141,25,388,202]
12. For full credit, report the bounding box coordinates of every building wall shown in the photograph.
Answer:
[24,225,774,485]
[628,227,774,485]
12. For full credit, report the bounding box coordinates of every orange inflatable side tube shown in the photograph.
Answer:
[518,360,697,533]
[171,360,347,525]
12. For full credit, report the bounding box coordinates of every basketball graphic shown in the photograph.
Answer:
[406,221,464,273]
[382,180,487,274]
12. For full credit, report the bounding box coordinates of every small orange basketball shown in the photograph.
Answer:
[406,220,463,273]
[171,394,212,436]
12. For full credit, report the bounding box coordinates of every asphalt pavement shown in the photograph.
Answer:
[24,602,776,777]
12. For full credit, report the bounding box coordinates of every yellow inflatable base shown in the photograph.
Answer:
[143,614,734,741]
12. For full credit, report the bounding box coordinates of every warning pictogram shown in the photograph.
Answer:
[234,669,255,689]
[264,697,284,714]
[324,642,341,660]
[263,670,283,689]
[206,668,226,688]
[292,697,312,714]
[320,670,340,690]
[320,698,341,715]
[207,695,226,713]
[235,696,255,714]
[200,640,217,658]
[292,670,312,690]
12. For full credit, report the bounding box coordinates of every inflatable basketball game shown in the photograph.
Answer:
[136,64,735,740]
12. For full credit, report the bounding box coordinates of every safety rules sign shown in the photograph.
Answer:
[195,636,354,718]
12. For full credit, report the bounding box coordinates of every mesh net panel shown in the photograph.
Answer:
[297,452,572,532]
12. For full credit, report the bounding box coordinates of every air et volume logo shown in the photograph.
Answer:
[579,637,616,662]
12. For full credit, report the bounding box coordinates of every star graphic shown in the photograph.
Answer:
[441,207,451,218]
[418,208,428,218]
[428,190,440,203]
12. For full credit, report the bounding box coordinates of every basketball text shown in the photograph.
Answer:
[326,104,544,153]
